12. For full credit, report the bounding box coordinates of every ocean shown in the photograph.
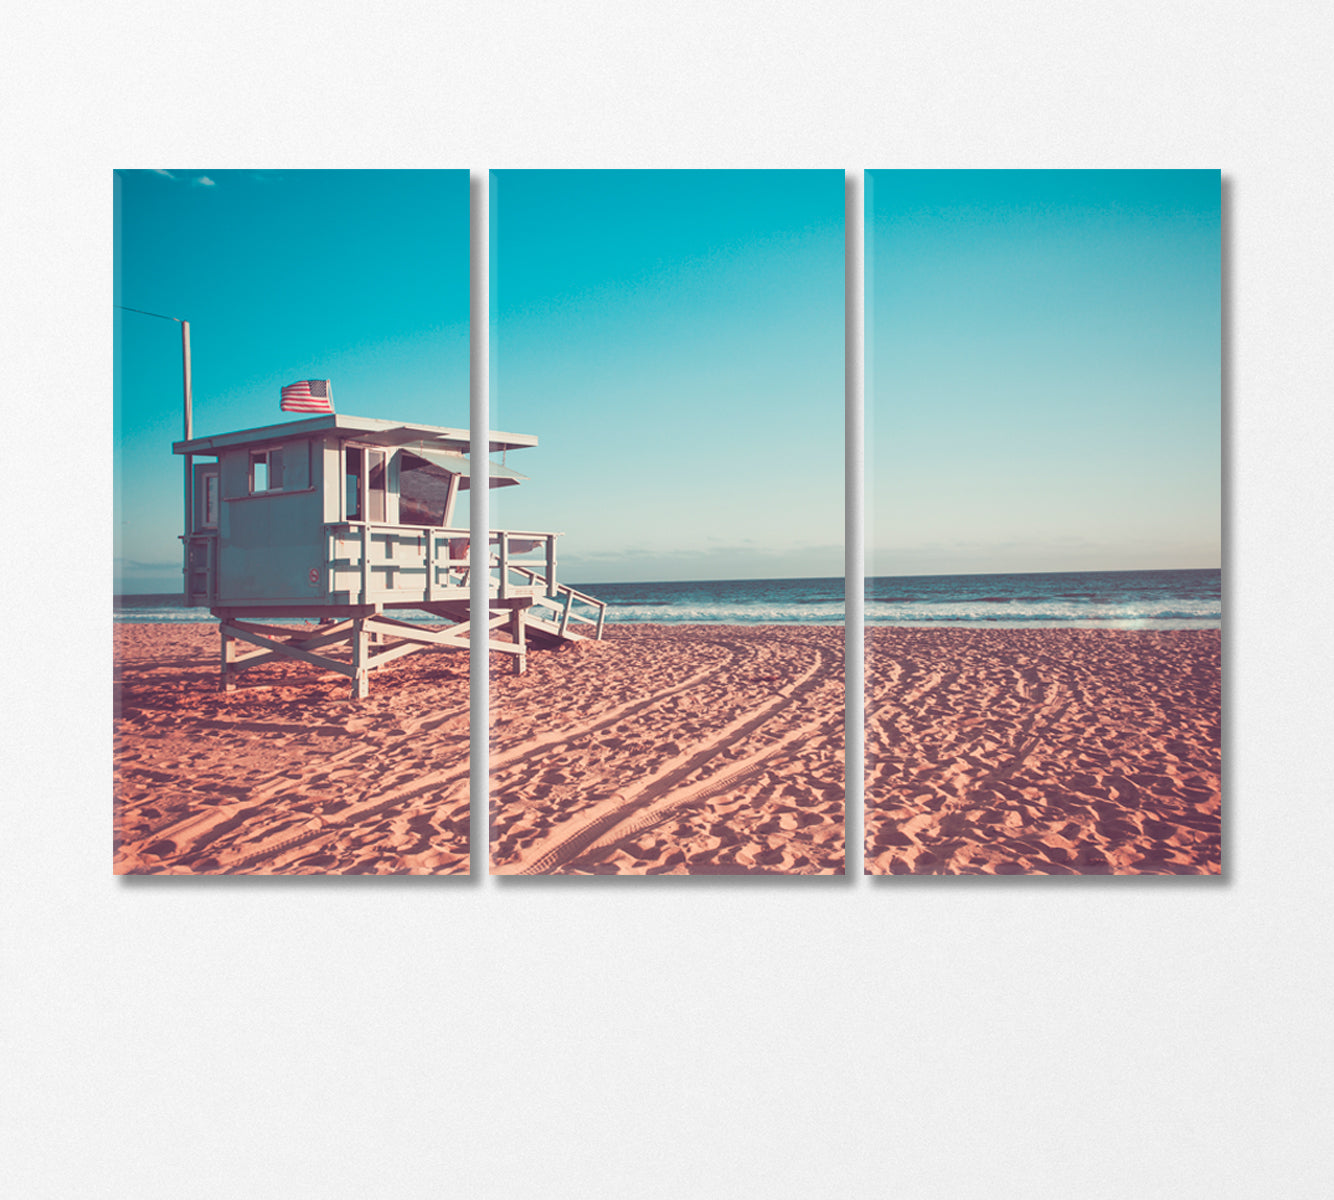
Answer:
[115,568,1220,629]
[866,568,1220,629]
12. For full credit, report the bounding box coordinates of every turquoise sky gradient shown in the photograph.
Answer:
[114,169,1211,592]
[114,169,469,592]
[868,169,1221,576]
[490,170,845,584]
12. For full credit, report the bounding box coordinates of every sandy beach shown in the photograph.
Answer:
[116,622,1214,877]
[114,623,470,874]
[489,625,846,874]
[865,628,1221,875]
[114,621,846,876]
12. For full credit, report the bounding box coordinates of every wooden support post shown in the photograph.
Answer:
[351,617,370,699]
[546,535,557,599]
[220,625,236,692]
[497,532,509,600]
[511,606,527,675]
[359,523,369,604]
[182,453,193,602]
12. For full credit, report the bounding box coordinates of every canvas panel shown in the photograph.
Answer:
[863,169,1222,876]
[113,169,474,875]
[486,170,847,876]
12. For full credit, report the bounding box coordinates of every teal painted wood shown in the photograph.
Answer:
[172,414,603,638]
[326,523,471,607]
[216,483,327,604]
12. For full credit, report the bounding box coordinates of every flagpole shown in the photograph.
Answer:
[115,305,194,601]
[181,320,192,441]
[180,320,194,603]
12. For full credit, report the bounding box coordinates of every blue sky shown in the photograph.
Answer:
[115,169,1214,592]
[490,170,845,584]
[115,168,844,591]
[114,169,469,592]
[868,169,1221,577]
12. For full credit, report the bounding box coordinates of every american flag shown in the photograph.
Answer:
[280,379,333,413]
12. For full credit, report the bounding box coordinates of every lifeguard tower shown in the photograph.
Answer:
[173,413,606,697]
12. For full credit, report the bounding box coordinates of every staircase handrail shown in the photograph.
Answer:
[507,564,606,612]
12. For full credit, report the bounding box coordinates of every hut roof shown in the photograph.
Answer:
[172,413,538,457]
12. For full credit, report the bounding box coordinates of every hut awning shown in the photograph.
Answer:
[407,445,528,490]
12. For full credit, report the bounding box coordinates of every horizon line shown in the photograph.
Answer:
[113,564,1222,601]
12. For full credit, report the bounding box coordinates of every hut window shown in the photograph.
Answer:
[345,447,363,518]
[203,474,218,526]
[367,451,386,523]
[399,452,456,527]
[344,446,386,523]
[249,448,284,493]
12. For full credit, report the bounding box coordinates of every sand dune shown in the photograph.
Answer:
[114,624,470,874]
[865,628,1221,875]
[489,625,846,875]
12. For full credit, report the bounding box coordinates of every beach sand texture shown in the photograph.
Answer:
[114,624,470,874]
[865,628,1221,875]
[489,625,846,874]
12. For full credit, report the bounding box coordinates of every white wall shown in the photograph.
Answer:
[4,3,1331,1197]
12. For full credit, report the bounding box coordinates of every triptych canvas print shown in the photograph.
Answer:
[113,168,1221,876]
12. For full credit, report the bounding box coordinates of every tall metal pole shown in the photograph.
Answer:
[181,320,193,440]
[181,320,194,602]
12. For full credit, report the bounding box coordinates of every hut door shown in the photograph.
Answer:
[187,464,220,606]
[193,464,220,532]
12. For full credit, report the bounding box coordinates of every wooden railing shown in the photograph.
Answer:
[490,529,606,639]
[507,563,607,640]
[489,529,559,600]
[325,523,471,604]
[322,525,605,639]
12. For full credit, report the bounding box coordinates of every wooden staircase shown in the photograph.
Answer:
[417,566,606,674]
[492,571,606,671]
[511,569,607,645]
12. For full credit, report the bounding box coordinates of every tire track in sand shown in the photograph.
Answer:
[499,640,830,875]
[562,706,837,872]
[223,643,742,871]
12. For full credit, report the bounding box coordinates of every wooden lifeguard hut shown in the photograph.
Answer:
[173,413,606,697]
